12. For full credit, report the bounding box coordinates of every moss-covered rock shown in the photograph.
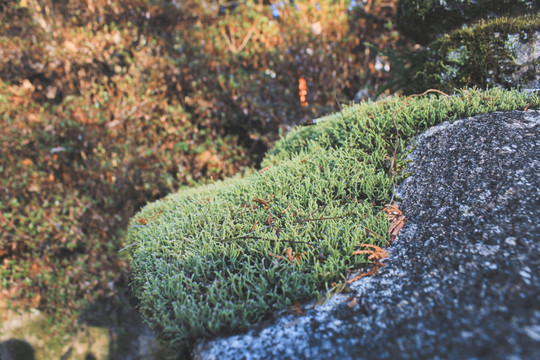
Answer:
[397,0,538,45]
[127,88,539,356]
[403,16,539,94]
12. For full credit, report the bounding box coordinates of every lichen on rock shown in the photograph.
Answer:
[404,15,540,94]
[397,0,538,45]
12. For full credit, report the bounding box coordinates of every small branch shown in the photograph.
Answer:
[118,241,140,252]
[360,226,384,239]
[217,224,275,242]
[221,27,236,52]
[389,182,396,205]
[236,27,255,53]
[294,212,354,224]
[335,96,343,112]
[221,23,256,54]
[217,211,358,243]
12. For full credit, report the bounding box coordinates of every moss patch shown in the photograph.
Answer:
[397,0,538,45]
[404,15,540,94]
[128,88,539,355]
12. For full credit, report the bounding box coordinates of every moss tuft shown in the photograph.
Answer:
[128,88,539,355]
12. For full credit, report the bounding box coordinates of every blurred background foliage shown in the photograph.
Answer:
[0,0,407,325]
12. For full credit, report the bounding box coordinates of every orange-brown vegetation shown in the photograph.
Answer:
[0,0,403,319]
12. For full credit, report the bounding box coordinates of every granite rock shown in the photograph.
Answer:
[404,16,540,94]
[194,110,540,360]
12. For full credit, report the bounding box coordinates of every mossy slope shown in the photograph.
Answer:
[128,88,539,355]
[397,0,538,45]
[404,15,540,94]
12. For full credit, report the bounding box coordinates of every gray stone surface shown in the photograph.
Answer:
[501,30,540,90]
[194,110,540,360]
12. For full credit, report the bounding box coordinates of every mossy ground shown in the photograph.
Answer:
[397,0,538,45]
[405,15,540,94]
[128,88,539,356]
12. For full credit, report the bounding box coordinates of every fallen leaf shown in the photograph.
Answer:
[270,248,304,263]
[64,40,78,52]
[286,248,304,263]
[286,248,294,262]
[389,215,406,241]
[22,79,34,91]
[348,242,389,285]
[281,201,291,214]
[346,264,383,285]
[252,197,270,209]
[352,243,389,261]
[290,301,304,316]
[383,202,406,241]
[268,252,284,261]
[106,119,122,129]
[21,158,33,166]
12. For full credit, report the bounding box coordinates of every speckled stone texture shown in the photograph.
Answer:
[194,110,540,360]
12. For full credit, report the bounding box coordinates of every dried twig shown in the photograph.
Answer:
[221,23,256,53]
[118,241,140,252]
[294,212,354,224]
[346,264,383,285]
[236,27,255,53]
[217,224,275,242]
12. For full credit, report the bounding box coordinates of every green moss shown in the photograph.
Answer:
[397,0,538,45]
[128,88,539,355]
[404,15,540,94]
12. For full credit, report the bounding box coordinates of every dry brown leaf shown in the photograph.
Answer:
[346,264,383,285]
[389,215,406,241]
[252,197,270,209]
[250,220,258,232]
[352,243,389,261]
[269,248,304,263]
[290,301,304,316]
[281,201,291,214]
[21,158,33,166]
[286,248,304,263]
[268,252,283,260]
[347,242,389,285]
[286,248,294,262]
[383,201,406,241]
